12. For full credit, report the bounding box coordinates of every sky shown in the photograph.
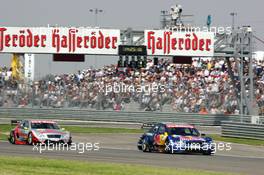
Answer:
[0,0,263,79]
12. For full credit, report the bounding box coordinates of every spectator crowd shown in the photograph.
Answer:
[0,58,264,115]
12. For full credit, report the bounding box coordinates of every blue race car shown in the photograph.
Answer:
[137,122,215,155]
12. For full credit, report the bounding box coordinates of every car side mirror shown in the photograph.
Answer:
[201,133,206,137]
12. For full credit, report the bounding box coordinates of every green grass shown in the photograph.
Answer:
[0,156,238,175]
[63,126,143,134]
[0,124,12,133]
[0,124,12,141]
[209,134,264,146]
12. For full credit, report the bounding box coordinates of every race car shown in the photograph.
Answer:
[137,122,215,155]
[8,120,72,145]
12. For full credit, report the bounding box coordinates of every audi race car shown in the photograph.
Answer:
[8,120,72,145]
[137,122,215,155]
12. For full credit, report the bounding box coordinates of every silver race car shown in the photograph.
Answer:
[9,120,72,145]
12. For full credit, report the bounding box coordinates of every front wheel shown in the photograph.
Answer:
[203,150,212,155]
[165,140,173,154]
[27,133,33,145]
[67,137,72,145]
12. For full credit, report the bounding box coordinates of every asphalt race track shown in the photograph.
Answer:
[1,134,264,175]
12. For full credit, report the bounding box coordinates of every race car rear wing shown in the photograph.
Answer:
[141,122,196,129]
[141,122,157,129]
[11,120,22,126]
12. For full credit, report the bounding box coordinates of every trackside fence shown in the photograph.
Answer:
[0,108,263,126]
[221,121,264,140]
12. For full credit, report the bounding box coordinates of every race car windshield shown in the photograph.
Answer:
[167,127,200,136]
[31,123,60,129]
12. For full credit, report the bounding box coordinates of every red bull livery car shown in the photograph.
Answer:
[138,122,215,155]
[8,120,72,145]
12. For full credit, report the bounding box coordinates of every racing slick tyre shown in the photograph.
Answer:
[203,150,212,155]
[9,131,15,144]
[137,144,142,150]
[142,138,151,152]
[67,138,72,145]
[27,132,33,145]
[165,140,173,154]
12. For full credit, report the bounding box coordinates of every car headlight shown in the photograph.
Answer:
[62,133,70,139]
[179,140,185,145]
[34,132,46,139]
[39,134,46,139]
[204,137,213,142]
[173,139,184,146]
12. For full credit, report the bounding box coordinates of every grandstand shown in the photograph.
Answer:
[0,57,263,115]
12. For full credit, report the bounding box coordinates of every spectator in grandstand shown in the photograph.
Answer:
[1,57,264,115]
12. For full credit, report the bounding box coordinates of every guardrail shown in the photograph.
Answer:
[222,121,264,140]
[0,108,262,126]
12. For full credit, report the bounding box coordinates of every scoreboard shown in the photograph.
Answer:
[118,45,147,56]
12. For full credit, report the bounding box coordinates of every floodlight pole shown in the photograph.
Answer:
[89,8,103,27]
[89,8,103,68]
[230,12,237,30]
[160,10,168,29]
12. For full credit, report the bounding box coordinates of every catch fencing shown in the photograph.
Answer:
[0,108,262,126]
[222,121,264,140]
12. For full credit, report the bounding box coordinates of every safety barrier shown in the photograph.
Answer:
[221,121,264,140]
[0,108,262,126]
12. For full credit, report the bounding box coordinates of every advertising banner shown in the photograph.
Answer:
[145,30,214,57]
[0,27,120,55]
